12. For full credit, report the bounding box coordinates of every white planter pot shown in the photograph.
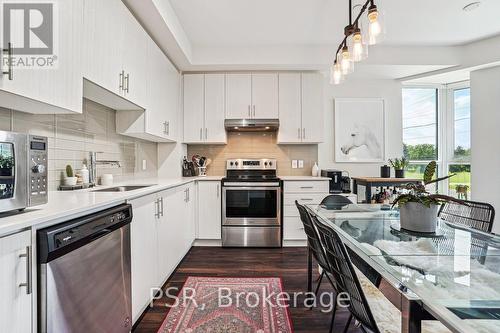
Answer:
[399,202,439,233]
[64,177,78,186]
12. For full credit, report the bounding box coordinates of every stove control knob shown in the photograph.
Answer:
[235,161,239,166]
[264,162,268,167]
[268,161,273,167]
[230,162,234,166]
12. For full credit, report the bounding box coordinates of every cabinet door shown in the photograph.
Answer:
[197,181,222,239]
[0,230,32,333]
[278,73,302,143]
[204,74,227,143]
[225,74,252,119]
[157,190,177,283]
[252,74,278,119]
[163,56,180,141]
[0,0,83,113]
[83,0,125,95]
[185,184,196,248]
[183,74,205,143]
[121,9,148,106]
[129,195,158,323]
[301,73,324,143]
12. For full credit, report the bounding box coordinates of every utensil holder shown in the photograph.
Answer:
[198,166,207,177]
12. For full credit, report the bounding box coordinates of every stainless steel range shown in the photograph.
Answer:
[222,159,281,247]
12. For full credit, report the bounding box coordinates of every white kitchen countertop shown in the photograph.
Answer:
[0,176,221,236]
[279,176,331,181]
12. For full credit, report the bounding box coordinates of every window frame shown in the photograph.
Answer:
[402,81,471,195]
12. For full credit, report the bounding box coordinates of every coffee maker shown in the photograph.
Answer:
[321,170,351,193]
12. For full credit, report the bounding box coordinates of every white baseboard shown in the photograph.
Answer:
[283,240,307,247]
[193,239,222,247]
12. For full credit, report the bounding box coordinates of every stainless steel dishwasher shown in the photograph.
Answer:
[37,204,133,333]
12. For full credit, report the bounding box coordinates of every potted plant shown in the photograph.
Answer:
[392,161,467,233]
[0,155,14,176]
[64,164,78,186]
[388,157,409,178]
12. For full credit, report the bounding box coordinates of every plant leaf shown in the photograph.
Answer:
[428,194,470,206]
[423,161,437,184]
[424,174,455,185]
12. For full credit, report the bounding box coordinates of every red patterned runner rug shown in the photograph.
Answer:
[157,277,293,333]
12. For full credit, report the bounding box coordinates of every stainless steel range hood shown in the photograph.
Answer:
[225,119,279,132]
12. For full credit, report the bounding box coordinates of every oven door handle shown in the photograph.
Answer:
[223,182,280,187]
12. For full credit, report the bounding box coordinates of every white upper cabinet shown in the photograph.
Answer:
[84,0,147,108]
[225,74,252,119]
[225,73,278,120]
[116,28,180,142]
[278,73,302,143]
[251,74,279,119]
[183,74,205,143]
[204,74,226,143]
[120,8,148,108]
[0,0,83,114]
[183,74,226,144]
[301,73,324,143]
[83,0,125,97]
[278,73,324,144]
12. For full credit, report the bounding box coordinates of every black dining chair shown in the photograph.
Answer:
[320,195,353,210]
[312,214,382,333]
[295,201,336,297]
[438,200,495,233]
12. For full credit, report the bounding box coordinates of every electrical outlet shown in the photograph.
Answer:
[292,160,298,169]
[142,159,147,170]
[298,160,304,168]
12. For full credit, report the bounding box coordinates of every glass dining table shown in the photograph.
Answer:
[306,203,500,333]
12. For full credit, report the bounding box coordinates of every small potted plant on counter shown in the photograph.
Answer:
[389,157,409,178]
[392,161,467,233]
[64,164,78,186]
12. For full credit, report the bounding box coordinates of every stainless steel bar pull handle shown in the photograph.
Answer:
[119,70,125,91]
[160,197,164,216]
[248,105,251,118]
[300,186,314,189]
[163,122,168,134]
[205,128,208,140]
[166,121,170,135]
[2,42,13,80]
[217,184,220,197]
[125,74,130,93]
[18,246,32,295]
[298,128,301,139]
[303,128,306,139]
[155,199,160,218]
[253,105,256,117]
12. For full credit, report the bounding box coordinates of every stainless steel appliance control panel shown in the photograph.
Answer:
[29,135,48,206]
[226,159,277,170]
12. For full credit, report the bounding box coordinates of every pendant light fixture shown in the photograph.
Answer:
[329,0,384,84]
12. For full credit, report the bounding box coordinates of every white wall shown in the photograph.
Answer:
[318,77,403,178]
[470,66,500,231]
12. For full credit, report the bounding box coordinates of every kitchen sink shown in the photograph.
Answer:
[91,185,155,192]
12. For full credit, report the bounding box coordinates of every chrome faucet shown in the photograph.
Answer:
[88,151,121,185]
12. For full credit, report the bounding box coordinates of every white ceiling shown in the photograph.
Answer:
[169,0,500,47]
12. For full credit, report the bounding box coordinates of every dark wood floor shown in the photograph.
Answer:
[133,246,358,333]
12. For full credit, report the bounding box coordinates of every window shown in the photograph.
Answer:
[402,88,438,161]
[448,86,471,199]
[402,84,471,198]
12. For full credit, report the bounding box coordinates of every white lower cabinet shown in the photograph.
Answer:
[283,180,330,241]
[0,230,32,333]
[197,181,222,239]
[130,184,195,324]
[130,194,159,323]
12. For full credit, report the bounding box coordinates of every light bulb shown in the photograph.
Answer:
[352,29,364,62]
[330,62,343,85]
[340,46,353,75]
[368,5,382,45]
